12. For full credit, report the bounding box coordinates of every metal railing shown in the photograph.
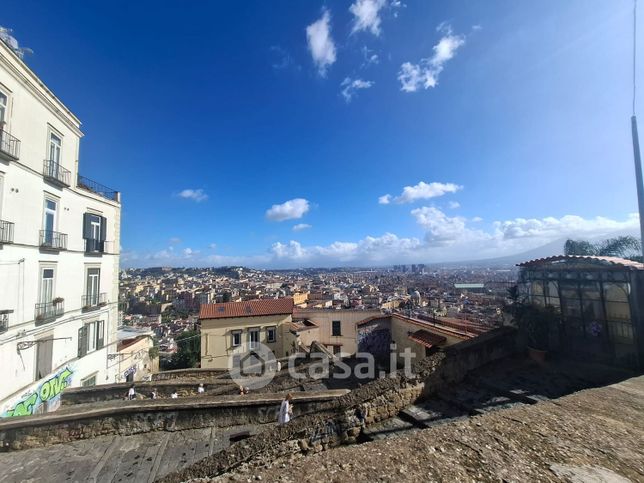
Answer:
[0,220,14,243]
[43,159,71,186]
[39,229,68,250]
[84,238,105,254]
[35,300,64,322]
[81,292,107,310]
[0,130,20,159]
[77,175,119,202]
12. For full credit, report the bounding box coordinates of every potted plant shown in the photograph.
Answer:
[516,304,553,364]
[52,297,64,304]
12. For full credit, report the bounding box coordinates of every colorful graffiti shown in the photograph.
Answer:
[2,366,74,418]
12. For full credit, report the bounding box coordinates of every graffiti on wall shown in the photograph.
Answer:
[357,318,392,357]
[1,366,74,418]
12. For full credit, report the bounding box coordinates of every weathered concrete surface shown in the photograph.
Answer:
[0,390,349,451]
[0,425,258,483]
[207,375,644,482]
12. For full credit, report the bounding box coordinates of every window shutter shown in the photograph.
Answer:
[96,321,104,349]
[99,217,107,242]
[78,326,88,358]
[82,213,92,239]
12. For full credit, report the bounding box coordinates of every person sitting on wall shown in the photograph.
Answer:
[150,389,158,399]
[197,383,205,394]
[243,387,250,395]
[127,385,136,400]
[239,385,245,395]
[170,390,178,399]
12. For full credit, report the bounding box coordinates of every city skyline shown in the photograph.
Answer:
[2,0,641,268]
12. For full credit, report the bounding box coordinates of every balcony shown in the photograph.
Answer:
[77,175,119,202]
[81,293,107,312]
[35,300,64,324]
[85,238,105,254]
[0,130,20,161]
[39,230,68,251]
[0,220,14,244]
[43,159,71,187]
[0,310,12,334]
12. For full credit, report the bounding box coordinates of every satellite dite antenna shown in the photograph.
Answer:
[0,26,34,59]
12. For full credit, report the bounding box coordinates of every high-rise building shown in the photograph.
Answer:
[0,38,121,416]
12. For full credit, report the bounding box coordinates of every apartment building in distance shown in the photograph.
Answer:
[0,37,121,416]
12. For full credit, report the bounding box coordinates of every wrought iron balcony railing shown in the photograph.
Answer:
[0,220,14,244]
[77,175,119,202]
[43,159,71,186]
[84,238,105,254]
[0,130,20,160]
[35,300,64,323]
[39,230,68,250]
[82,292,107,311]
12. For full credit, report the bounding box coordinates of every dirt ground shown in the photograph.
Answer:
[207,375,644,482]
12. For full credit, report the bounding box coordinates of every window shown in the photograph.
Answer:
[231,330,242,347]
[78,320,105,358]
[83,213,107,252]
[85,267,100,306]
[49,132,61,164]
[0,91,7,124]
[332,320,342,337]
[40,268,54,304]
[249,328,260,349]
[333,345,342,356]
[266,326,277,343]
[81,374,97,387]
[43,198,57,242]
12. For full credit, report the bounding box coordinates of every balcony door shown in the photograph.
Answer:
[0,91,6,124]
[48,133,61,177]
[43,199,57,245]
[86,268,100,306]
[40,268,54,304]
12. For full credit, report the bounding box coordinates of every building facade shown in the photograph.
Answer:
[0,38,121,416]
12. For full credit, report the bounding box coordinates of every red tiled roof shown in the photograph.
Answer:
[408,329,447,349]
[199,298,294,320]
[517,255,644,270]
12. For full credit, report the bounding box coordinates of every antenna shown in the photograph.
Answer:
[631,0,644,259]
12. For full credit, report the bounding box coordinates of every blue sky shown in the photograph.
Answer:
[3,0,642,267]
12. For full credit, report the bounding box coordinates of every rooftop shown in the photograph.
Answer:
[517,255,644,270]
[199,298,294,320]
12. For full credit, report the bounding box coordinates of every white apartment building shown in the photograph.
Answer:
[0,37,121,417]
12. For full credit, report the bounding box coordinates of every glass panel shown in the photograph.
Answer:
[0,92,6,122]
[603,283,630,302]
[49,133,61,163]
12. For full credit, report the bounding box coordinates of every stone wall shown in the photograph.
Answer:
[0,391,348,451]
[158,327,517,482]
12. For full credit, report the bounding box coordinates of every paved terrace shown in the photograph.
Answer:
[207,374,644,482]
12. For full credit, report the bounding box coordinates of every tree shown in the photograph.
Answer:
[163,330,201,370]
[563,236,641,259]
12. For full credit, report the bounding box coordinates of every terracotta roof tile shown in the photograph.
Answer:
[199,298,294,320]
[408,329,447,349]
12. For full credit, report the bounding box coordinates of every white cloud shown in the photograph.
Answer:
[306,9,336,76]
[398,24,465,92]
[448,201,460,209]
[177,189,208,202]
[380,181,462,204]
[208,243,217,250]
[266,198,311,222]
[471,216,483,222]
[182,247,198,257]
[350,0,387,36]
[361,46,379,68]
[293,223,312,232]
[341,77,374,102]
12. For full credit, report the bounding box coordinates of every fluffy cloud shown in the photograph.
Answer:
[399,24,465,92]
[350,0,387,36]
[177,189,208,202]
[341,77,374,102]
[306,9,336,76]
[266,198,311,222]
[380,181,462,204]
[448,201,460,209]
[293,223,312,232]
